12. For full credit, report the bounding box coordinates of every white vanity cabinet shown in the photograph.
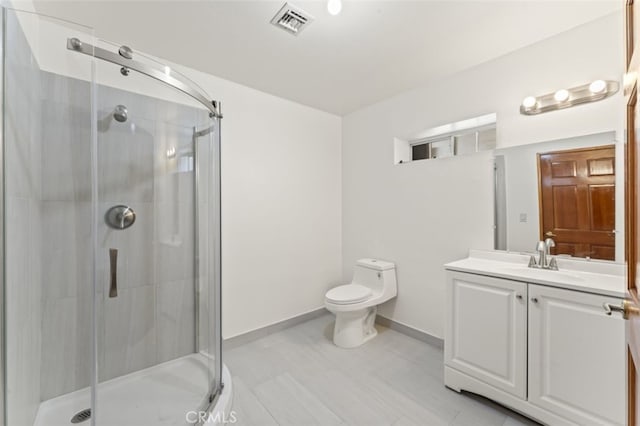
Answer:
[444,262,626,426]
[445,273,527,399]
[528,284,625,426]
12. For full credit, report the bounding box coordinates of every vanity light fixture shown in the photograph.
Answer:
[520,79,619,115]
[166,146,176,159]
[589,79,606,94]
[328,0,342,15]
[553,89,569,102]
[522,96,537,109]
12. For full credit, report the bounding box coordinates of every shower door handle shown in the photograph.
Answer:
[109,249,118,298]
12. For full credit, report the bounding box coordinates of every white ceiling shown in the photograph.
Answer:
[31,0,622,115]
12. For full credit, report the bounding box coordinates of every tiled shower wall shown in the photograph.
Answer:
[38,70,94,401]
[38,72,211,401]
[94,85,210,384]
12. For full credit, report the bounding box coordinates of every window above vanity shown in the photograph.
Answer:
[394,113,496,164]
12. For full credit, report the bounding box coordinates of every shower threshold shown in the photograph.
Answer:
[34,353,231,426]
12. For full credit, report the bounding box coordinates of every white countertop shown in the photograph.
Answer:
[445,249,627,298]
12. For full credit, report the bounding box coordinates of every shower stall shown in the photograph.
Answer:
[1,7,228,426]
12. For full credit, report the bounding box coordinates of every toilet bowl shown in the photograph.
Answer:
[325,259,397,348]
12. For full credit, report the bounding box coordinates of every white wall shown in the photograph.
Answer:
[12,3,624,344]
[342,12,624,339]
[208,77,343,338]
[14,8,343,340]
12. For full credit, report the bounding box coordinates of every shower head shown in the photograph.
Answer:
[97,104,129,132]
[113,105,128,123]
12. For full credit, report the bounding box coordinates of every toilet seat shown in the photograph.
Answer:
[325,284,372,305]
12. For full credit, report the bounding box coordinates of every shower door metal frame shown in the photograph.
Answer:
[193,120,223,417]
[66,37,223,119]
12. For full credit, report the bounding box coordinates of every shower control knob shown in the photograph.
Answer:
[105,205,136,230]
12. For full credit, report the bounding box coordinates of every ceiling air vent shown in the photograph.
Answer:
[271,3,314,36]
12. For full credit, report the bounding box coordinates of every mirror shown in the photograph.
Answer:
[493,131,622,262]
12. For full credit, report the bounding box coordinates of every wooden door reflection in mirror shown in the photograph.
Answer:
[538,145,616,260]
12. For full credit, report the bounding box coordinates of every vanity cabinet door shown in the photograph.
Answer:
[528,284,625,426]
[445,272,527,399]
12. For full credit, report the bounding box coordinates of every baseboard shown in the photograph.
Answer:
[223,307,328,350]
[223,309,443,351]
[375,315,444,349]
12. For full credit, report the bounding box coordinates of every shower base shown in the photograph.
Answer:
[34,354,232,426]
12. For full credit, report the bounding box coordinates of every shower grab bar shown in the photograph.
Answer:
[109,248,118,298]
[66,38,223,119]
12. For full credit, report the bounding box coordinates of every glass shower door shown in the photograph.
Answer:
[93,61,221,425]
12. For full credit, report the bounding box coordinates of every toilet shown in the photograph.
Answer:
[325,258,397,348]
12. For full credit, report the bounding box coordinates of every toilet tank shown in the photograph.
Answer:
[352,258,397,298]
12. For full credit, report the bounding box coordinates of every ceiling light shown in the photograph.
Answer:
[522,96,537,109]
[328,0,342,15]
[589,79,606,94]
[520,80,619,116]
[554,89,569,102]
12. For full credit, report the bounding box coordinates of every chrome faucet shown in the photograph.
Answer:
[529,238,559,270]
[535,241,546,268]
[544,238,556,259]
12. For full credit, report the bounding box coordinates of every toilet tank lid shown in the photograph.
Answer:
[356,258,395,271]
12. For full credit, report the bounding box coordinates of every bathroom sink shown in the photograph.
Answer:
[502,266,584,282]
[445,250,627,299]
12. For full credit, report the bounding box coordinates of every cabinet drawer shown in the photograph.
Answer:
[528,284,625,426]
[445,272,527,399]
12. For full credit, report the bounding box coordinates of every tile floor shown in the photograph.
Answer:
[224,314,541,426]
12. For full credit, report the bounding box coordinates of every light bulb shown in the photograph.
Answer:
[522,96,537,109]
[589,79,606,94]
[328,0,342,15]
[554,89,569,102]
